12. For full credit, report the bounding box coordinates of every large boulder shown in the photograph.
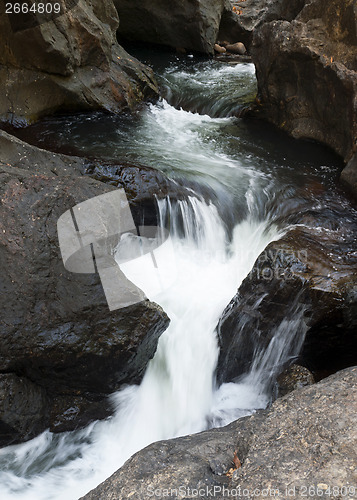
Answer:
[114,0,231,55]
[82,367,357,499]
[219,0,305,49]
[0,0,159,126]
[216,197,357,384]
[0,131,171,443]
[250,0,357,193]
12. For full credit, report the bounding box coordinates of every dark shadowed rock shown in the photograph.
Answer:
[341,153,357,197]
[0,374,49,446]
[0,0,159,125]
[0,131,172,443]
[114,0,231,55]
[276,363,315,398]
[250,0,357,192]
[81,367,357,500]
[217,199,357,384]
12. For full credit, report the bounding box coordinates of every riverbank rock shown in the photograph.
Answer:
[218,0,306,50]
[0,0,159,126]
[114,0,231,55]
[250,0,357,194]
[217,196,357,384]
[0,130,172,443]
[81,367,357,500]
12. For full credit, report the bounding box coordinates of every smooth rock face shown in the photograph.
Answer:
[114,0,230,54]
[0,131,170,442]
[0,0,159,125]
[251,0,357,167]
[82,367,357,500]
[217,197,357,384]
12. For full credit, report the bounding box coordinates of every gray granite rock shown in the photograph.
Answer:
[82,367,357,500]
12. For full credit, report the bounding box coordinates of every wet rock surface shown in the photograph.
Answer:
[114,0,231,55]
[0,374,49,446]
[0,131,172,444]
[82,367,357,500]
[250,0,357,193]
[0,0,159,125]
[217,192,357,384]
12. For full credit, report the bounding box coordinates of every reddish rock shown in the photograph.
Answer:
[0,0,159,125]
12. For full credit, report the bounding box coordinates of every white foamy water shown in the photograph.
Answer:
[0,63,300,500]
[0,196,280,500]
[162,61,257,117]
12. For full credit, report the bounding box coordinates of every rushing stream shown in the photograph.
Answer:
[0,54,345,499]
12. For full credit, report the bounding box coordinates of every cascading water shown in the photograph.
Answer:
[0,57,343,499]
[0,194,281,500]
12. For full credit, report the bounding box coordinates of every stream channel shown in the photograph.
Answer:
[0,49,350,499]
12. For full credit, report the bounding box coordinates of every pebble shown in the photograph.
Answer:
[214,43,226,54]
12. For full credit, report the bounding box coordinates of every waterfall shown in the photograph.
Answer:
[0,58,331,499]
[0,195,282,500]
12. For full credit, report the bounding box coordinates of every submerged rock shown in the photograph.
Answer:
[81,367,357,499]
[250,0,357,194]
[114,0,231,54]
[0,131,171,444]
[0,0,159,125]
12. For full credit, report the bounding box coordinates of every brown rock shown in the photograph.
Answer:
[0,1,159,125]
[214,43,227,53]
[226,42,247,54]
[218,0,306,50]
